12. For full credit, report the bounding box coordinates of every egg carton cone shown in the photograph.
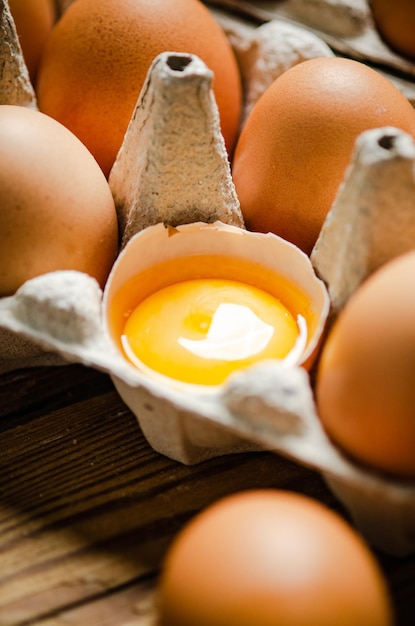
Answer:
[1,9,415,556]
[109,52,244,247]
[312,126,415,319]
[0,0,37,108]
[209,0,415,105]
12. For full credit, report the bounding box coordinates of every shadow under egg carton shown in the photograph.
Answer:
[2,0,415,556]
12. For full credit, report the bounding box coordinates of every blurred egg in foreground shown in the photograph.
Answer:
[158,489,393,626]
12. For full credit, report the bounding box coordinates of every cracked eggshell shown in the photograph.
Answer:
[103,220,330,375]
[101,221,329,461]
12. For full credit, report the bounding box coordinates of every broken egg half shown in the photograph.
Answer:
[103,221,330,392]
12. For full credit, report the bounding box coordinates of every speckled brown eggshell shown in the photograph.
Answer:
[0,105,119,296]
[232,57,415,255]
[317,250,415,479]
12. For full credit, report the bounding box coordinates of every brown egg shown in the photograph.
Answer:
[232,57,415,255]
[0,105,119,296]
[36,0,242,176]
[317,251,415,479]
[158,490,393,626]
[370,0,415,60]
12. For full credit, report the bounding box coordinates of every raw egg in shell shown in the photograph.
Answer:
[103,222,330,390]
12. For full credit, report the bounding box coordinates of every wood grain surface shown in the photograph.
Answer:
[0,364,414,625]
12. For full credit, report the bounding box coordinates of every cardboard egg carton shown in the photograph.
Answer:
[2,0,415,556]
[209,0,415,105]
[0,0,37,108]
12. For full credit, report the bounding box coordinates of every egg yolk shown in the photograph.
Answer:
[121,278,302,386]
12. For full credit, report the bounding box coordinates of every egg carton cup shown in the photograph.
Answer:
[2,4,415,557]
[0,251,415,557]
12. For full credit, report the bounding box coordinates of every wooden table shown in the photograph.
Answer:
[1,363,414,625]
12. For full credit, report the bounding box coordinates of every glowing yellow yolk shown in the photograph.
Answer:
[121,278,301,387]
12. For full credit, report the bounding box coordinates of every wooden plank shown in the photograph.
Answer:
[0,365,333,624]
[34,578,158,626]
[0,365,414,625]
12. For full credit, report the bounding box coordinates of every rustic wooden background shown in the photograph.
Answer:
[0,364,414,625]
